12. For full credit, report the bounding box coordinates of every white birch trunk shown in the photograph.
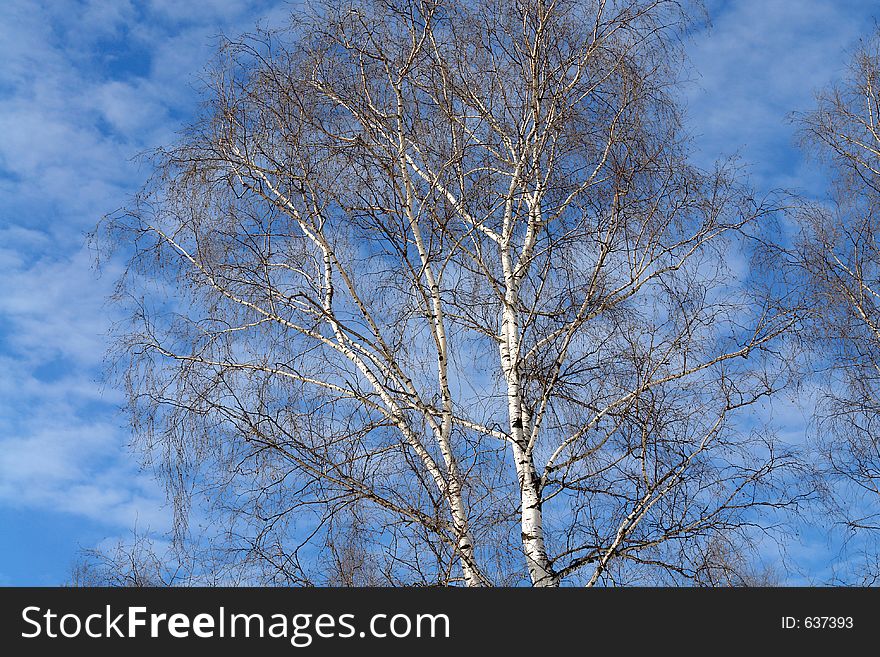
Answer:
[500,252,557,586]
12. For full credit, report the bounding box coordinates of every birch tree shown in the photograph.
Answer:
[796,33,880,580]
[104,0,802,586]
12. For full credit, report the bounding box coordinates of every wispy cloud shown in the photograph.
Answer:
[0,0,284,583]
[686,0,876,191]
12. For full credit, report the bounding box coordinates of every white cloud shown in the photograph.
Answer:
[0,246,116,361]
[0,0,286,546]
[685,0,876,190]
[0,419,169,529]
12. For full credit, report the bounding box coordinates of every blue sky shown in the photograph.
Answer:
[0,0,876,585]
[0,0,287,585]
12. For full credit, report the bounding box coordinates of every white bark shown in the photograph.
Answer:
[499,198,557,585]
